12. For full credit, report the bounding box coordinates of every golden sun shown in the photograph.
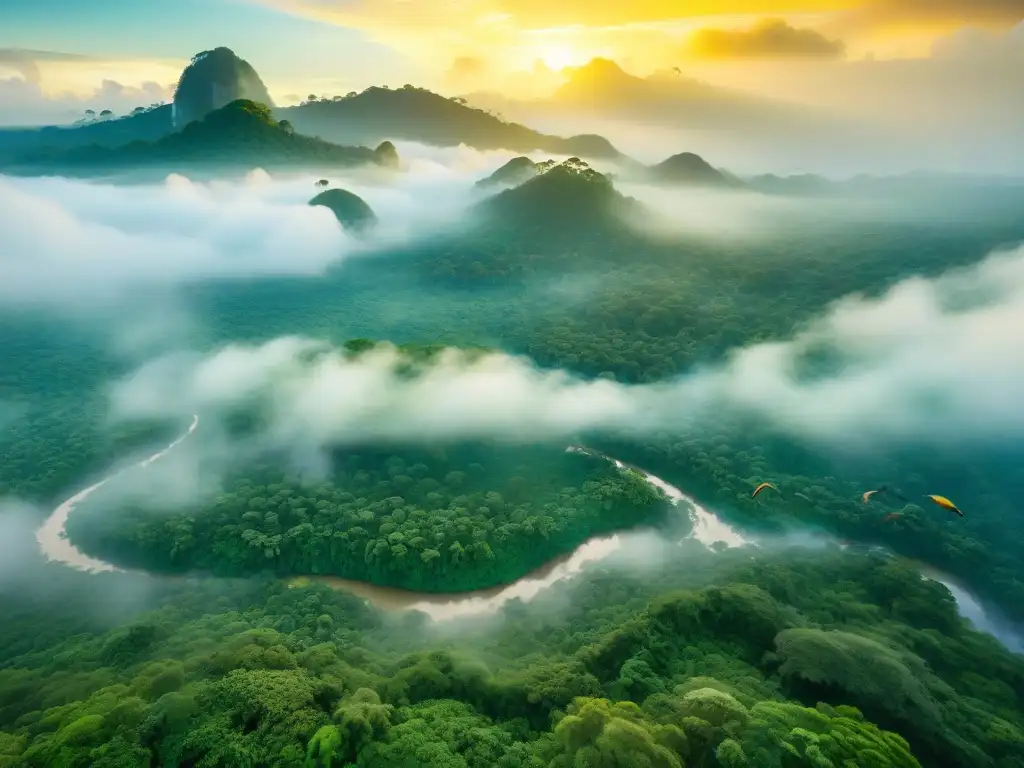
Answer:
[537,45,585,71]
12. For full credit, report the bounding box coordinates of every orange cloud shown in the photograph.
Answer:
[688,18,846,58]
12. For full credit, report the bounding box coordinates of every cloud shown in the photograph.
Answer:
[0,77,172,126]
[0,499,40,584]
[493,0,852,28]
[512,0,1024,31]
[0,146,538,315]
[929,20,1024,59]
[841,0,1024,32]
[0,49,94,86]
[108,241,1024,482]
[263,0,1023,46]
[251,0,1022,103]
[444,56,490,90]
[683,244,1024,444]
[257,0,851,72]
[687,19,846,59]
[0,173,350,310]
[0,47,175,126]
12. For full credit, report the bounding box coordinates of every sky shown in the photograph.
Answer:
[0,0,1022,139]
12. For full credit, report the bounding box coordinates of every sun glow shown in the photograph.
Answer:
[536,44,587,71]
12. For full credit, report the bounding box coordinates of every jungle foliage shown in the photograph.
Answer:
[1,552,1023,767]
[2,157,1024,767]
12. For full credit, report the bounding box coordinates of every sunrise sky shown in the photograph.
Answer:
[1,0,1021,124]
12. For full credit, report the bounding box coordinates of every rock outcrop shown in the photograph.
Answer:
[373,141,400,169]
[173,47,273,128]
[309,188,378,233]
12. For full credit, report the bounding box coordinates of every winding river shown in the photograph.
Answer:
[33,415,1024,650]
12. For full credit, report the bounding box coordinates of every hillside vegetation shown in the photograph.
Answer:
[1,548,1022,767]
[5,100,381,174]
[281,86,621,159]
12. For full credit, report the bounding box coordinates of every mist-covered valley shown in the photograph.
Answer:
[2,39,1024,768]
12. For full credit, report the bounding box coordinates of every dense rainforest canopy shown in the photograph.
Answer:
[2,135,1024,767]
[2,545,1023,766]
[67,430,670,591]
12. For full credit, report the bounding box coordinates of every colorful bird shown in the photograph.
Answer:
[752,482,778,499]
[926,494,964,518]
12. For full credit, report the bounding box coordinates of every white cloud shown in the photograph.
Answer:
[0,77,172,126]
[0,173,350,308]
[112,338,640,445]
[682,244,1024,443]
[108,242,1024,464]
[0,499,40,584]
[7,147,1020,468]
[930,20,1024,60]
[0,154,519,313]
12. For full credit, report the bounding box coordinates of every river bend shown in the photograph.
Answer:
[34,415,1023,651]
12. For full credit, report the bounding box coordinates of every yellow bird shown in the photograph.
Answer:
[926,494,964,518]
[752,482,778,499]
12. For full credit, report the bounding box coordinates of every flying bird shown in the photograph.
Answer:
[926,494,964,518]
[862,485,910,504]
[752,482,778,499]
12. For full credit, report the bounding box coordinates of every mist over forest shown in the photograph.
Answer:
[1,32,1024,768]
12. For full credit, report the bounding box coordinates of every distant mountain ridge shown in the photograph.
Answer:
[646,152,744,189]
[3,100,385,175]
[0,81,627,166]
[277,85,623,160]
[470,57,839,133]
